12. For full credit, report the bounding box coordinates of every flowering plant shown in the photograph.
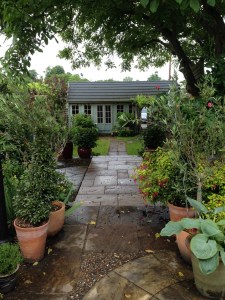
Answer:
[133,148,195,206]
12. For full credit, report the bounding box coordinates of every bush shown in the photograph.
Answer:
[71,114,98,148]
[0,243,23,275]
[118,128,135,137]
[13,129,59,226]
[142,125,167,149]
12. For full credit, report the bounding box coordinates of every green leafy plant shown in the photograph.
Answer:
[142,124,167,150]
[13,129,60,226]
[0,243,23,276]
[161,198,225,275]
[133,147,196,206]
[70,114,98,149]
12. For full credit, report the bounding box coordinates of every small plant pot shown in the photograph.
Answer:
[48,201,65,237]
[0,265,19,294]
[168,202,195,221]
[78,147,92,159]
[14,219,49,263]
[191,252,225,298]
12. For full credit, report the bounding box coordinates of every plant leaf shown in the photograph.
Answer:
[65,202,81,217]
[189,0,200,12]
[198,253,219,275]
[140,0,149,7]
[187,197,208,214]
[201,219,222,236]
[217,220,225,226]
[180,218,201,229]
[214,206,225,214]
[160,221,183,236]
[176,0,183,4]
[207,0,216,6]
[190,234,217,259]
[149,0,160,13]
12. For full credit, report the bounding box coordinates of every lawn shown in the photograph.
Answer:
[116,135,143,155]
[73,135,143,156]
[73,137,110,156]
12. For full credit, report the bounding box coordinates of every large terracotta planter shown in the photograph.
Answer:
[14,219,49,263]
[168,202,196,221]
[48,201,65,237]
[191,252,225,298]
[0,265,19,294]
[78,147,92,159]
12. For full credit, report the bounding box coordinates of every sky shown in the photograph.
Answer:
[0,36,181,81]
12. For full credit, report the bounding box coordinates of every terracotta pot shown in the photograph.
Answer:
[14,219,49,263]
[0,265,19,294]
[176,230,192,264]
[78,147,92,159]
[62,141,73,159]
[48,201,65,237]
[168,202,196,221]
[191,252,225,298]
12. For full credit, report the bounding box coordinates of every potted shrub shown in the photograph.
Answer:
[142,124,167,151]
[0,243,23,294]
[47,173,77,237]
[133,147,196,219]
[70,114,98,158]
[13,129,60,262]
[161,197,225,298]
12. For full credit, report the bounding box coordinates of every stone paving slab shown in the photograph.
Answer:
[83,251,205,300]
[94,175,117,186]
[76,194,118,206]
[65,206,99,225]
[105,185,139,194]
[85,224,141,253]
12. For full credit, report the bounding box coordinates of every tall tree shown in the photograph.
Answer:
[123,76,133,81]
[0,1,224,95]
[147,72,162,81]
[45,65,65,79]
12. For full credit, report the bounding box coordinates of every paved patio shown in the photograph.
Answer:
[4,139,205,300]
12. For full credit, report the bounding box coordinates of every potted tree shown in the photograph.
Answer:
[161,197,225,298]
[0,243,23,294]
[13,129,60,262]
[70,114,98,158]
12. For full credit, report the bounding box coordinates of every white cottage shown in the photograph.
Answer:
[67,81,172,134]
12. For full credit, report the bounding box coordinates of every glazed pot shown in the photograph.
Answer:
[168,202,196,221]
[0,265,19,294]
[191,252,225,298]
[48,201,65,237]
[14,218,49,263]
[78,147,92,159]
[62,141,73,159]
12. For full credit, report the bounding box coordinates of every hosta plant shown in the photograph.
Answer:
[160,198,225,275]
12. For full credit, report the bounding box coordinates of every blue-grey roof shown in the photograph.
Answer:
[68,81,173,103]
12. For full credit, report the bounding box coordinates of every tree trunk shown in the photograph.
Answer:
[161,28,200,96]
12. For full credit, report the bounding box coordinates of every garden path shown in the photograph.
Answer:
[5,139,204,300]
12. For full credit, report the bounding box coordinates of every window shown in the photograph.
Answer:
[117,104,124,113]
[129,104,133,114]
[71,104,79,115]
[105,105,111,124]
[97,105,103,123]
[84,104,91,115]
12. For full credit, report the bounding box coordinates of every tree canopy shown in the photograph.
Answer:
[147,72,162,81]
[0,0,224,95]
